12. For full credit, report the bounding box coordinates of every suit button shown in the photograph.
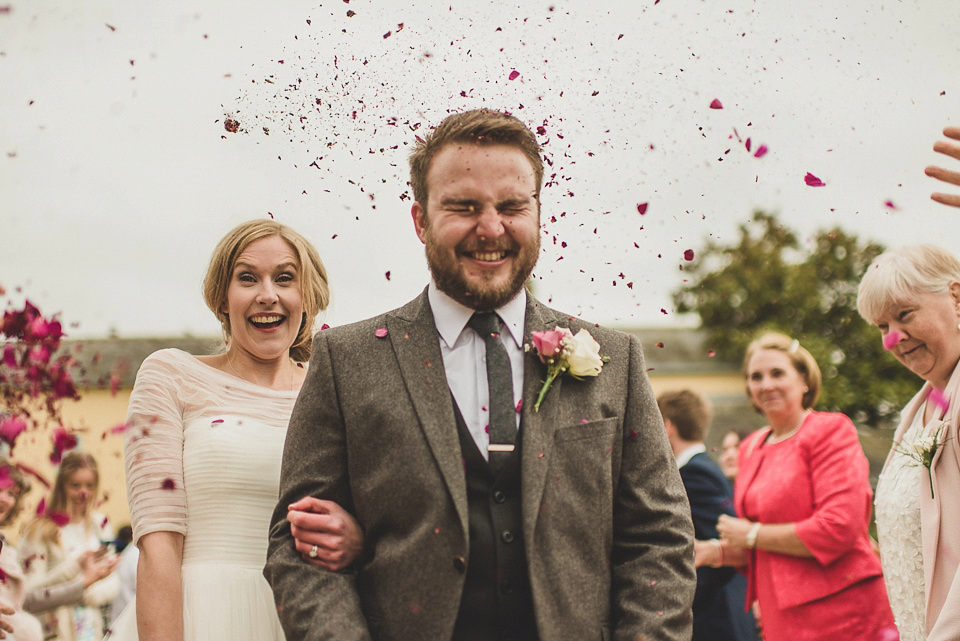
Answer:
[492,491,506,503]
[453,555,467,573]
[501,579,515,595]
[501,530,514,543]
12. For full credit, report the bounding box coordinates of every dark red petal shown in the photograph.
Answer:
[709,99,723,109]
[636,203,648,215]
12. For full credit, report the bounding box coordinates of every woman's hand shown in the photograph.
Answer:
[79,548,119,588]
[717,514,755,549]
[0,602,13,639]
[926,126,960,208]
[694,539,722,568]
[287,497,364,572]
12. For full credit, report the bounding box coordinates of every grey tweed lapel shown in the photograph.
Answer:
[386,291,469,537]
[519,295,566,545]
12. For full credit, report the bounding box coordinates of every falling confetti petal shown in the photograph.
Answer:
[884,200,897,209]
[0,416,27,450]
[709,99,723,109]
[508,70,520,80]
[804,172,825,187]
[636,203,648,215]
[883,330,901,350]
[683,249,695,261]
[161,479,177,490]
[375,328,388,338]
[754,145,768,158]
[929,388,950,412]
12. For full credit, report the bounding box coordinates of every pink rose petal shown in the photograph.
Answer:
[515,399,524,413]
[508,70,520,81]
[637,202,648,215]
[0,415,28,450]
[745,138,752,152]
[108,423,129,435]
[683,249,695,261]
[929,388,950,412]
[375,328,388,338]
[884,200,897,209]
[753,145,768,158]
[709,99,723,109]
[804,172,825,187]
[882,330,901,350]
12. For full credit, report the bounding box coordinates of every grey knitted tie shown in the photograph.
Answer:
[467,312,516,468]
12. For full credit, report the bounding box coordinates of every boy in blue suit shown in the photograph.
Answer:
[658,390,758,641]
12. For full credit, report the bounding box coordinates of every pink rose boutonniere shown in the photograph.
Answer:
[529,326,607,411]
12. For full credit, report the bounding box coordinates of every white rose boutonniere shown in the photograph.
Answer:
[529,326,608,411]
[896,411,950,499]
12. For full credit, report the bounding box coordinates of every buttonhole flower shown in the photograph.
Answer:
[894,419,949,498]
[530,327,607,411]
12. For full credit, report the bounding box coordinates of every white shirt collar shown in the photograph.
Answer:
[675,443,706,469]
[428,280,527,350]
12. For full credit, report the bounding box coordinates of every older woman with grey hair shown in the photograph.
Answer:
[858,244,960,641]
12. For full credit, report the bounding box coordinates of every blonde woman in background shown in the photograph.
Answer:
[19,453,120,641]
[0,457,43,641]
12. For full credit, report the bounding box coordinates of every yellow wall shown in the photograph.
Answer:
[5,389,132,542]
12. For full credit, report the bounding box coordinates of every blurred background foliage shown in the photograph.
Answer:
[673,211,918,427]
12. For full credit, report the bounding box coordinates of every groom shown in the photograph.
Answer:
[265,108,695,640]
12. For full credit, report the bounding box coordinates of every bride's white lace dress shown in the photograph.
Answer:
[108,349,296,640]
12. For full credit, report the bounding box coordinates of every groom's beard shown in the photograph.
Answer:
[424,225,539,312]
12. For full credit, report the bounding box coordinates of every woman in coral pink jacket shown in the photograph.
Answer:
[695,332,895,641]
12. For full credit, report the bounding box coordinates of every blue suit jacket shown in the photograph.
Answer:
[680,451,757,641]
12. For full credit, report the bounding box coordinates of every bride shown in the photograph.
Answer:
[109,220,363,640]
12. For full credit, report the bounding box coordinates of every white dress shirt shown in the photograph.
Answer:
[675,443,706,469]
[428,281,526,459]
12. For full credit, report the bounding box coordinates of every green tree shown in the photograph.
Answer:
[673,211,917,426]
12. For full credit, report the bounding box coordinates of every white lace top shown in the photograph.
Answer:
[875,403,931,641]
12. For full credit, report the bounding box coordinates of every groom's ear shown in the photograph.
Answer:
[412,202,428,245]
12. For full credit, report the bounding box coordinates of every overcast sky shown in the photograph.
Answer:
[2,0,958,340]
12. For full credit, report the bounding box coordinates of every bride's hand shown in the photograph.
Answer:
[287,497,364,572]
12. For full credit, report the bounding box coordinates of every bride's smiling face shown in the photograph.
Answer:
[221,235,305,363]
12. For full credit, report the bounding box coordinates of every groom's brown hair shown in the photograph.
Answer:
[408,108,544,216]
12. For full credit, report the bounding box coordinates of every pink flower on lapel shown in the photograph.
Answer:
[530,326,608,411]
[531,328,571,363]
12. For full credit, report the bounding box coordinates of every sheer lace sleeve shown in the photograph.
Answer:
[124,350,188,545]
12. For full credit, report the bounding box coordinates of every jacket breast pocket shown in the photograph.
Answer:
[547,417,619,538]
[554,416,618,443]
